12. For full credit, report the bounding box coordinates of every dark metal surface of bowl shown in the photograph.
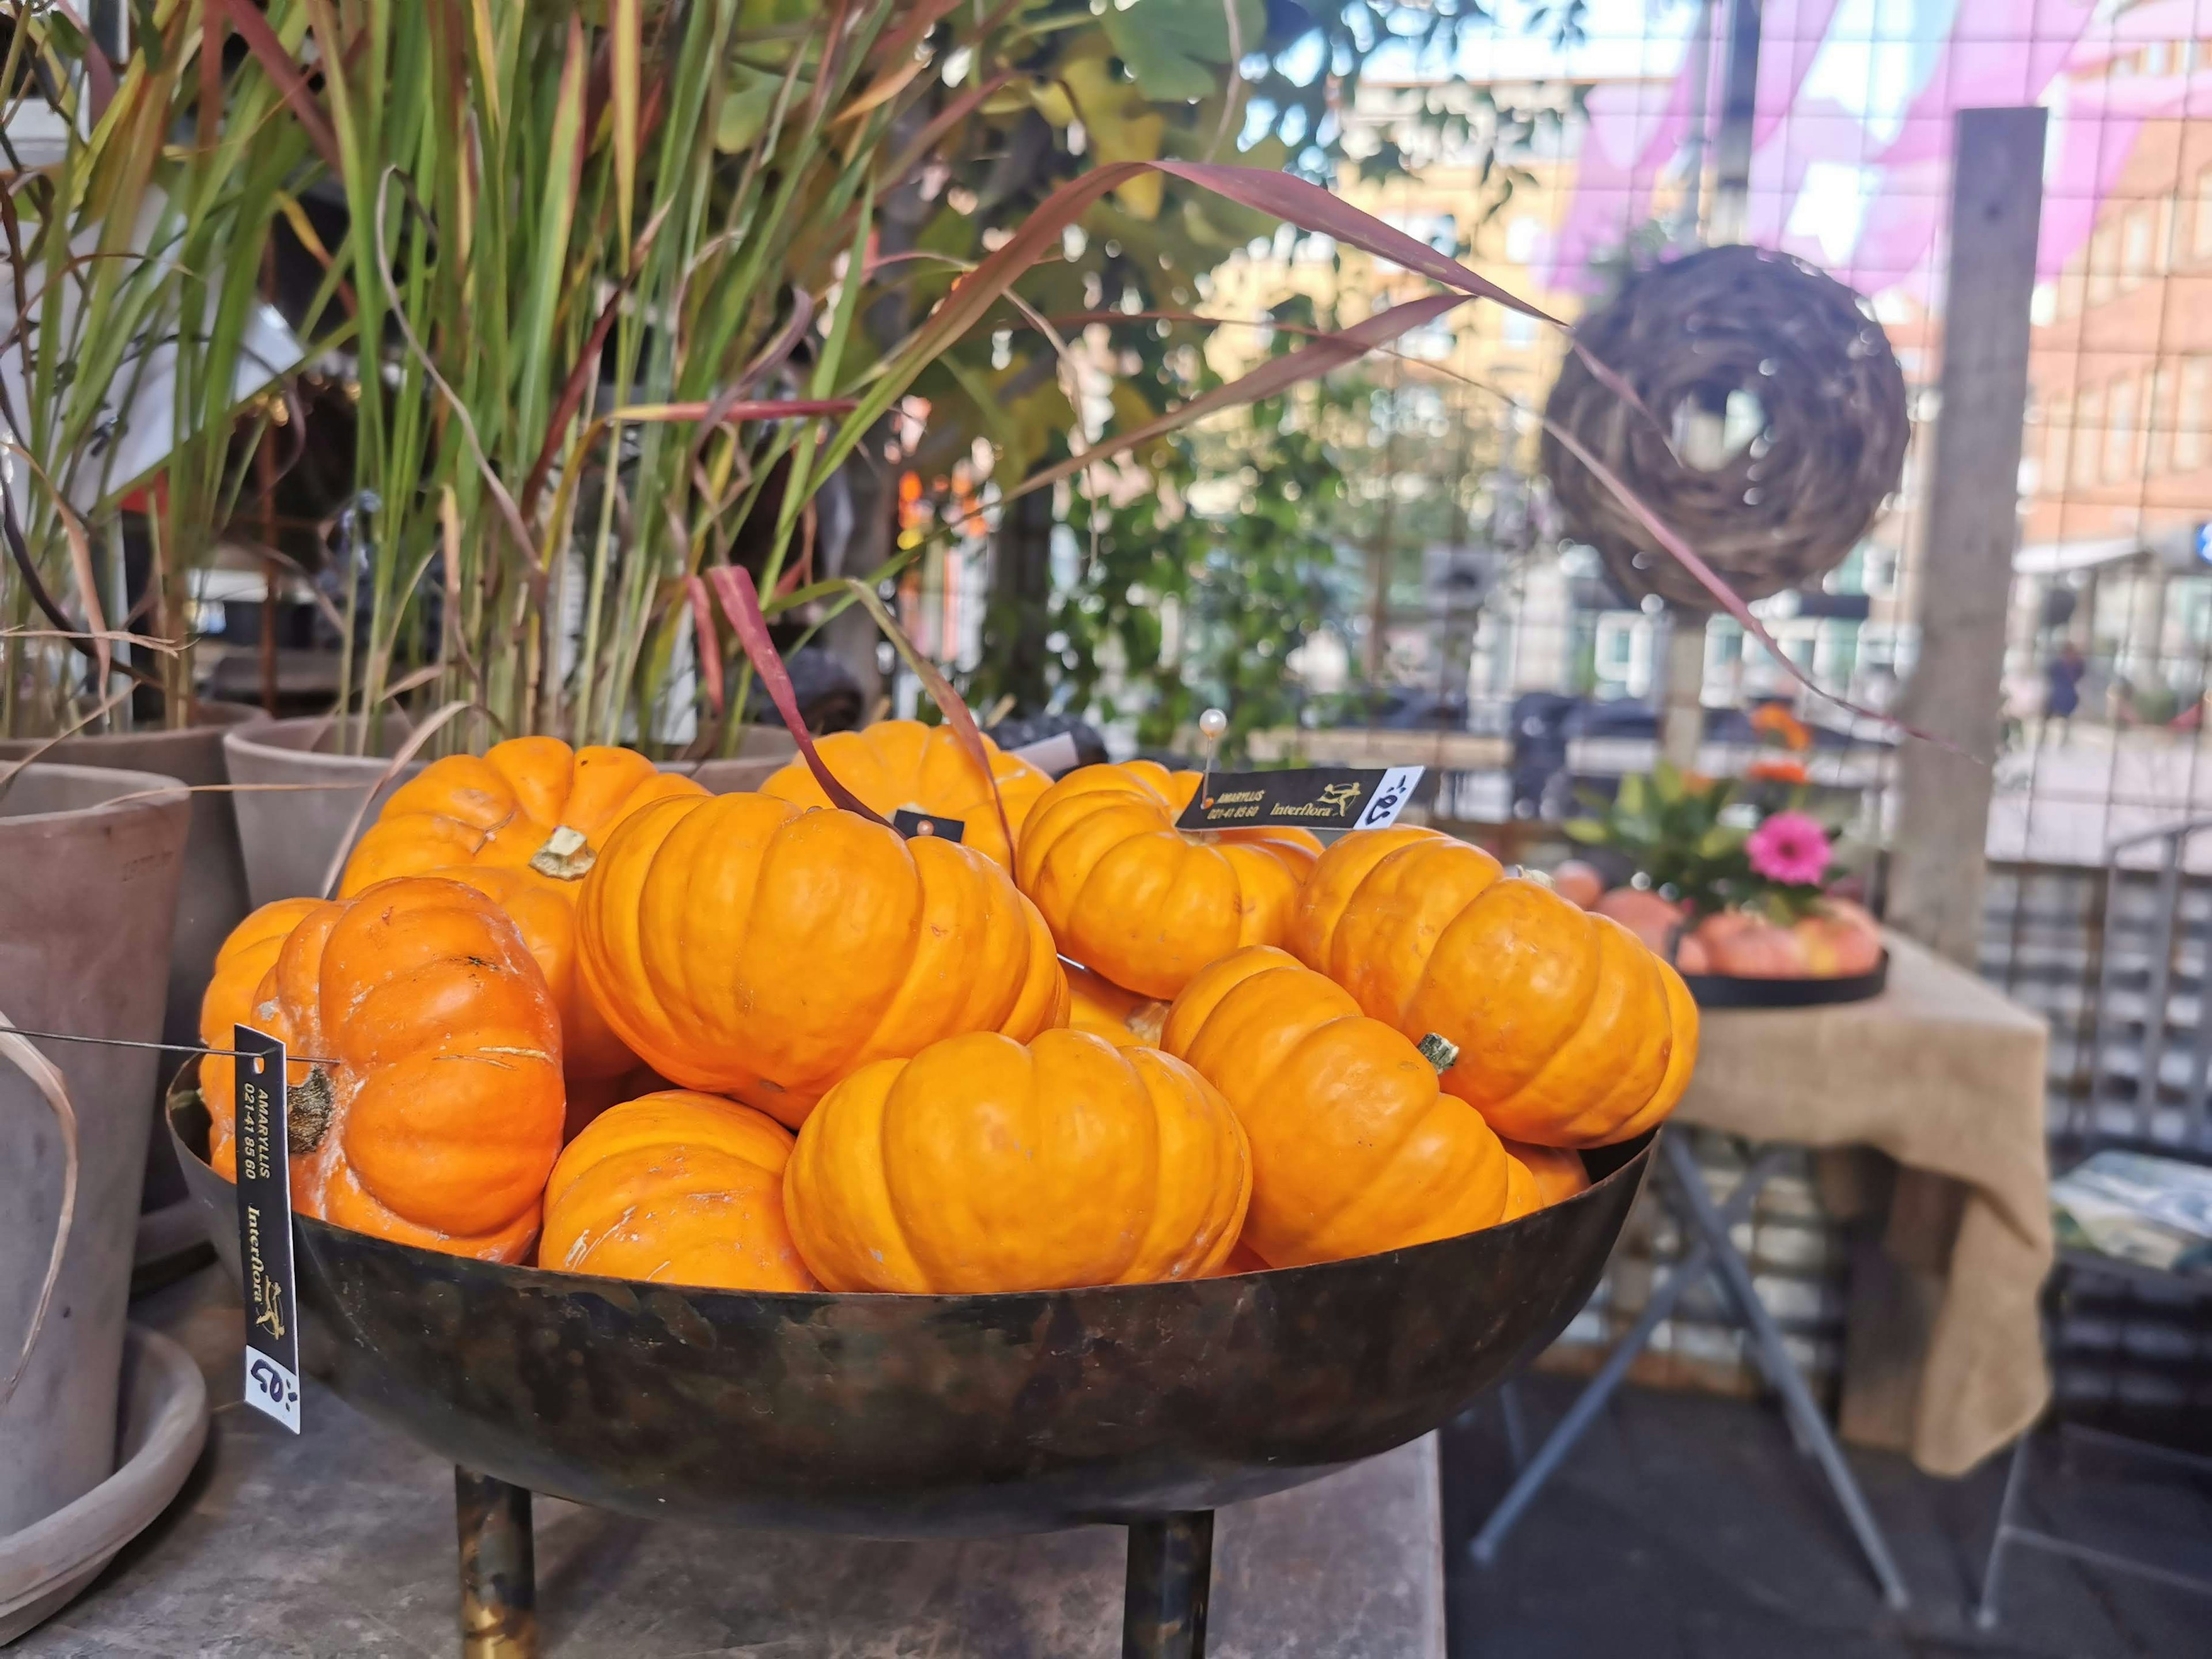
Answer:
[1683,949,1889,1009]
[169,1076,1650,1538]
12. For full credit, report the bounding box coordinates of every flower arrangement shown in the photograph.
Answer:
[1558,760,1878,980]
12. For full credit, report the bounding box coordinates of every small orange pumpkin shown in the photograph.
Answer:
[201,896,331,1181]
[1292,826,1698,1148]
[539,1090,817,1291]
[339,736,704,1082]
[577,792,1068,1128]
[1162,946,1509,1266]
[1065,961,1168,1048]
[1551,860,1607,909]
[759,719,1052,870]
[1592,886,1684,956]
[1692,910,1808,977]
[200,877,566,1260]
[783,1028,1251,1292]
[1015,760,1322,999]
[1499,1139,1592,1221]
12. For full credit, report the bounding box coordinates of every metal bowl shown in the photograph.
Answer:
[169,1075,1649,1537]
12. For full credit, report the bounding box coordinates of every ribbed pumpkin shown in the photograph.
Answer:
[339,736,704,1083]
[1499,1139,1591,1221]
[576,791,1068,1128]
[201,896,332,1181]
[758,719,1052,869]
[199,877,566,1261]
[1015,760,1322,999]
[1292,826,1698,1148]
[1065,961,1167,1049]
[539,1090,816,1291]
[1162,946,1509,1266]
[784,1028,1251,1292]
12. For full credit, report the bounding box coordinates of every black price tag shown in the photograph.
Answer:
[233,1025,301,1433]
[892,808,965,843]
[1174,766,1425,834]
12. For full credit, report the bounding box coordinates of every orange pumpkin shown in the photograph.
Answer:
[1551,860,1607,909]
[1499,1139,1591,1221]
[1692,910,1808,977]
[1792,899,1883,978]
[783,1028,1250,1292]
[339,737,705,1082]
[1065,961,1168,1048]
[539,1090,816,1291]
[1162,946,1509,1266]
[1015,760,1322,999]
[1593,885,1684,955]
[201,896,332,1181]
[759,719,1052,870]
[200,877,566,1260]
[1202,1241,1271,1277]
[576,791,1067,1128]
[1291,825,1698,1148]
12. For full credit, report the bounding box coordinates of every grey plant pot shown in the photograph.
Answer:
[222,714,422,906]
[0,766,190,1555]
[0,702,263,1078]
[0,1325,207,1643]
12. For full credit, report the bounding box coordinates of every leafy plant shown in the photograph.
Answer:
[1,1,317,735]
[976,313,1360,759]
[1565,762,1851,921]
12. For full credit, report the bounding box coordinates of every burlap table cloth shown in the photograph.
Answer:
[1676,931,2052,1476]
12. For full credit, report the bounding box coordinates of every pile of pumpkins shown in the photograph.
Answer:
[1553,862,1883,979]
[198,722,1698,1295]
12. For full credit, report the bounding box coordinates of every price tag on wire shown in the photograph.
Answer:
[232,1025,302,1433]
[1174,765,1426,834]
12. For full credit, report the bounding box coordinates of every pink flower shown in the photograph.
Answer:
[1745,811,1831,887]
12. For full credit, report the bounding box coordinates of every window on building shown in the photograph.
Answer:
[2125,205,2156,279]
[2149,365,2175,472]
[2107,373,2139,480]
[2179,357,2212,469]
[2089,222,2119,302]
[2075,385,2104,486]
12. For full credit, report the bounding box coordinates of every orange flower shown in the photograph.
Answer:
[1749,703,1813,752]
[1680,771,1716,794]
[1747,757,1809,784]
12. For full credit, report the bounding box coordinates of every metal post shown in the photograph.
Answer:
[1889,107,2050,966]
[456,1467,537,1659]
[1123,1511,1214,1659]
[1707,0,1763,246]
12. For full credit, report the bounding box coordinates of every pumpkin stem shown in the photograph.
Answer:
[1416,1032,1460,1074]
[529,825,596,880]
[287,1066,336,1155]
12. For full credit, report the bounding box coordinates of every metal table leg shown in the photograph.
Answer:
[1124,1511,1214,1658]
[1469,1141,1789,1565]
[456,1467,538,1658]
[1661,1134,1912,1612]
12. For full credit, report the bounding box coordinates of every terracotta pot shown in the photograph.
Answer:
[222,714,422,906]
[0,766,190,1554]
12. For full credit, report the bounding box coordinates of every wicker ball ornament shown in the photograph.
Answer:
[1539,245,1908,612]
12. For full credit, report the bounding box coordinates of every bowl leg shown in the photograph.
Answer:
[456,1467,537,1658]
[1123,1510,1213,1658]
